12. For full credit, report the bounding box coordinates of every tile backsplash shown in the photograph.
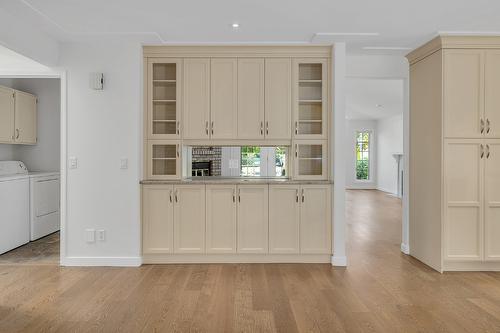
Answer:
[191,147,221,176]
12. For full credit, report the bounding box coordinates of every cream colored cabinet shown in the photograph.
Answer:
[173,185,206,253]
[237,185,268,253]
[484,140,500,260]
[293,59,328,139]
[269,185,300,254]
[0,86,14,143]
[443,50,483,138]
[265,58,292,140]
[444,140,483,261]
[211,58,238,139]
[206,185,237,253]
[293,140,328,180]
[237,58,265,139]
[300,185,331,254]
[485,51,500,138]
[148,59,182,139]
[147,140,180,179]
[14,91,37,144]
[183,58,210,139]
[142,185,174,254]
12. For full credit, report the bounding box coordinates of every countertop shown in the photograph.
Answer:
[140,178,333,185]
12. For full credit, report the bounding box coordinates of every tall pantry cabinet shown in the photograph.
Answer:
[407,36,500,272]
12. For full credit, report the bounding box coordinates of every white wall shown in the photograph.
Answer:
[59,41,142,263]
[376,114,403,194]
[0,78,60,171]
[345,119,377,189]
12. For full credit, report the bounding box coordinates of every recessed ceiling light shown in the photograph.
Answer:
[232,23,240,29]
[376,104,383,108]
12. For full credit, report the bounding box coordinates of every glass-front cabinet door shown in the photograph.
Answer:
[148,59,182,139]
[148,140,181,179]
[293,59,328,139]
[293,140,327,180]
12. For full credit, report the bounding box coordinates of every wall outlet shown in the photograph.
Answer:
[97,230,106,241]
[69,157,78,169]
[120,158,128,170]
[85,229,95,243]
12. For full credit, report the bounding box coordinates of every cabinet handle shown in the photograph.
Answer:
[176,121,180,135]
[260,121,264,136]
[169,190,173,203]
[232,189,236,203]
[175,190,178,203]
[205,121,209,135]
[486,144,490,159]
[211,121,214,135]
[176,144,179,157]
[238,188,241,202]
[295,121,298,135]
[481,118,485,134]
[480,144,484,159]
[301,189,305,203]
[15,129,19,139]
[296,189,299,203]
[486,118,491,134]
[295,144,298,157]
[266,121,269,135]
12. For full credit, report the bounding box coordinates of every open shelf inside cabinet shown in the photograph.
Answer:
[151,62,178,136]
[151,143,178,177]
[297,63,324,136]
[295,142,326,178]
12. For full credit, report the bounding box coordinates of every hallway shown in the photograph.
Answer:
[1,190,500,332]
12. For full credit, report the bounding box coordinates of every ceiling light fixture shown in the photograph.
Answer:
[232,23,240,29]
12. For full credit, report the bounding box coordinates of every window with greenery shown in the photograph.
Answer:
[356,131,370,180]
[240,146,287,177]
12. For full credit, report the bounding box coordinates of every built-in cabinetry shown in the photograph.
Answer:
[0,85,37,145]
[407,36,500,271]
[142,183,332,262]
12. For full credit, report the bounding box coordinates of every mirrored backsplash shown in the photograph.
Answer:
[187,146,288,178]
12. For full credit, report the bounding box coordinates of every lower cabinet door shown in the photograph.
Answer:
[142,185,174,254]
[269,185,300,254]
[206,185,237,253]
[484,140,500,261]
[237,185,269,253]
[444,140,483,261]
[173,185,206,253]
[300,185,331,254]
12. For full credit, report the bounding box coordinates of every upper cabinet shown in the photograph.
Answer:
[148,59,182,139]
[211,58,238,139]
[0,86,14,143]
[293,59,328,139]
[237,58,265,139]
[444,49,500,139]
[265,58,292,140]
[485,51,500,138]
[0,85,37,145]
[183,58,211,139]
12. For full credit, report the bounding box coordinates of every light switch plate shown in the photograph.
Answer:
[69,157,78,169]
[120,158,128,170]
[85,229,95,243]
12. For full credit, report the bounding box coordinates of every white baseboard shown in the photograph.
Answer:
[61,256,142,267]
[376,187,398,196]
[331,255,347,266]
[400,243,410,254]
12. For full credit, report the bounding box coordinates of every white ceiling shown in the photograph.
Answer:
[3,0,500,54]
[0,44,49,72]
[346,79,403,120]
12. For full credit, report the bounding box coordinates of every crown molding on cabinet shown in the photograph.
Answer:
[407,35,500,65]
[143,45,332,58]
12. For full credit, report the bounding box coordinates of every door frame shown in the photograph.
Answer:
[0,70,68,266]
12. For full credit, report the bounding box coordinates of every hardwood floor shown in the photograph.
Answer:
[1,190,500,332]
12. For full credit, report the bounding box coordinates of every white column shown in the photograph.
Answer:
[332,43,347,266]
